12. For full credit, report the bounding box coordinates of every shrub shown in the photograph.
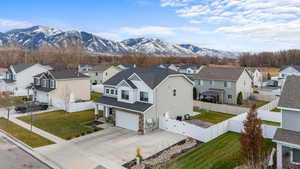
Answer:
[87,130,92,134]
[237,92,243,105]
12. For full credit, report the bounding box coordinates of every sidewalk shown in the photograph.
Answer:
[9,117,66,144]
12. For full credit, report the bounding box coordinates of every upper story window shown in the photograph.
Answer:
[199,80,203,86]
[209,80,214,86]
[50,80,55,88]
[106,89,109,94]
[173,89,176,96]
[34,78,40,85]
[140,91,149,102]
[41,79,47,88]
[95,72,98,76]
[110,89,114,95]
[121,90,129,100]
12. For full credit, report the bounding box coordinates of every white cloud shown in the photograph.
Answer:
[160,0,195,7]
[160,0,300,49]
[0,18,32,31]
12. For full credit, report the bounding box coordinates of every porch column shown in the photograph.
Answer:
[277,143,283,169]
[94,104,99,120]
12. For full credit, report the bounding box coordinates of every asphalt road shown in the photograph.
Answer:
[0,136,52,169]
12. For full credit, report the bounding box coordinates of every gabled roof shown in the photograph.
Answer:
[278,75,300,110]
[273,128,300,146]
[104,66,179,89]
[11,63,35,73]
[90,64,111,72]
[179,64,202,70]
[34,69,88,80]
[280,65,300,72]
[193,67,246,82]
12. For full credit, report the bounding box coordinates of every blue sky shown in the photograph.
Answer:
[0,0,300,52]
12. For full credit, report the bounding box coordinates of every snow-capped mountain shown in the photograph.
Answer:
[0,25,239,58]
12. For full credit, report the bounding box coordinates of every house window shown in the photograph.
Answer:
[106,89,109,94]
[50,80,55,88]
[173,89,176,96]
[228,95,232,99]
[198,80,203,86]
[115,90,118,95]
[210,80,214,86]
[140,91,149,102]
[121,90,129,100]
[110,89,114,95]
[41,79,46,88]
[224,81,227,87]
[34,78,40,85]
[95,72,98,76]
[292,149,300,164]
[224,81,231,88]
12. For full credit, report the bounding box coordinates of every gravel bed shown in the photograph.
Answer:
[124,138,201,169]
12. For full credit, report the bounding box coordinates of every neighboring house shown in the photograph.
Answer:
[78,64,96,76]
[88,64,111,85]
[157,64,178,71]
[274,75,300,169]
[193,67,253,104]
[178,64,204,74]
[245,67,263,86]
[2,63,52,96]
[279,65,300,79]
[94,67,193,134]
[33,69,90,109]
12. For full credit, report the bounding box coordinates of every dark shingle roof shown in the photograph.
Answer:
[125,80,137,89]
[12,63,34,73]
[278,75,300,110]
[179,64,202,70]
[193,67,245,82]
[280,65,300,72]
[273,128,300,145]
[95,96,152,112]
[104,67,178,89]
[34,69,88,80]
[90,64,111,72]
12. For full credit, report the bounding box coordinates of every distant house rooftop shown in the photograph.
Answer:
[280,65,300,72]
[90,64,111,72]
[278,75,300,110]
[193,67,245,82]
[179,64,202,70]
[11,63,35,73]
[34,69,88,80]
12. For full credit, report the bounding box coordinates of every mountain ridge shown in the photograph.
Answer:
[0,25,239,58]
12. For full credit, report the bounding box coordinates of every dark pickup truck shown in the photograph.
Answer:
[15,102,48,113]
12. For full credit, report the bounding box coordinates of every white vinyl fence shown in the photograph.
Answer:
[91,84,104,93]
[257,98,279,111]
[52,98,96,112]
[159,110,281,143]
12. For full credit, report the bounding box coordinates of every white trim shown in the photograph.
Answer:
[117,80,134,89]
[278,106,300,112]
[273,140,300,149]
[96,103,153,114]
[128,73,143,81]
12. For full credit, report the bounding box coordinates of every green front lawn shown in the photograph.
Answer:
[91,92,103,101]
[193,110,236,124]
[262,120,281,126]
[271,108,281,112]
[18,109,101,140]
[161,132,274,169]
[239,100,269,108]
[0,118,54,148]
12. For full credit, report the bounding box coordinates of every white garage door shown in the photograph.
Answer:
[115,111,139,131]
[36,91,49,103]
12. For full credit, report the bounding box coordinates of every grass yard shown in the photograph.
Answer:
[160,132,274,169]
[239,100,269,108]
[18,109,101,140]
[271,108,281,112]
[193,110,235,124]
[0,118,54,148]
[262,120,280,126]
[91,92,103,101]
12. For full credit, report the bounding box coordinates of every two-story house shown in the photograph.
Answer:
[94,67,193,134]
[78,64,96,76]
[33,69,90,109]
[274,75,300,169]
[245,67,263,86]
[193,67,253,104]
[2,63,52,96]
[178,64,204,74]
[88,64,111,85]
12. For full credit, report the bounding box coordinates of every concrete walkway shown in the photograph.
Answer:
[9,117,66,144]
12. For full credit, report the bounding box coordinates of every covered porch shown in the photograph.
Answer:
[274,128,300,169]
[199,89,224,104]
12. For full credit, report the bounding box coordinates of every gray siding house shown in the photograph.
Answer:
[274,75,300,169]
[88,64,111,85]
[94,66,193,134]
[193,67,253,104]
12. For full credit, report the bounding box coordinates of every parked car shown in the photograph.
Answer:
[15,102,48,113]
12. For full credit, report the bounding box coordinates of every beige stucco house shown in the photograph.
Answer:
[94,66,193,134]
[33,69,90,108]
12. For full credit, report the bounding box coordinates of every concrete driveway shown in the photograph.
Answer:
[36,127,186,169]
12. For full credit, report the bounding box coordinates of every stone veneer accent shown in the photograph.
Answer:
[111,108,144,134]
